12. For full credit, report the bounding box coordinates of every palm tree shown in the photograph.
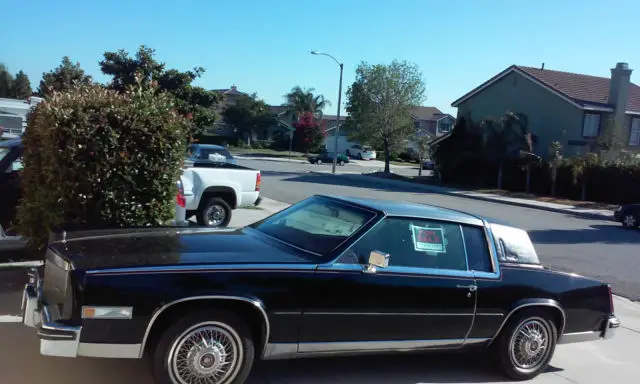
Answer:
[283,86,330,121]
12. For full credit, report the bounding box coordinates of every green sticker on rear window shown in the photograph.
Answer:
[410,225,446,253]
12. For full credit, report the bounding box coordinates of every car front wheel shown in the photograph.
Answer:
[316,159,322,165]
[152,309,255,384]
[621,212,638,228]
[339,160,345,166]
[492,309,558,381]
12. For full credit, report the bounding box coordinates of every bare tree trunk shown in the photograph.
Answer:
[497,164,503,189]
[383,139,390,173]
[550,165,557,197]
[525,164,531,193]
[418,154,423,176]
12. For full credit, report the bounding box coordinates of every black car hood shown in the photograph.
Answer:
[49,226,312,270]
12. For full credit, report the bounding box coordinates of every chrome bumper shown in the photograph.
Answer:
[21,270,81,358]
[559,315,620,344]
[602,315,620,340]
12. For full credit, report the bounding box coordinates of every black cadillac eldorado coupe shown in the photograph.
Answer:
[22,195,619,383]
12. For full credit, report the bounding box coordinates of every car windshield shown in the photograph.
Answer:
[252,197,376,255]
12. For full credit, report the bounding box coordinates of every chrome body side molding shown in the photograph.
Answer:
[138,295,271,359]
[262,338,490,360]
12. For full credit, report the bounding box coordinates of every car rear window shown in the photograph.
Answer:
[490,223,540,265]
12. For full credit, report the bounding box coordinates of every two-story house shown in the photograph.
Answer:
[410,106,456,137]
[451,62,640,157]
[206,85,294,144]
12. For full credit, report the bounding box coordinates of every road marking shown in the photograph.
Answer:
[0,315,22,323]
[0,260,43,269]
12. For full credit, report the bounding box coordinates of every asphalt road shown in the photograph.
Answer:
[240,159,640,301]
[237,155,424,177]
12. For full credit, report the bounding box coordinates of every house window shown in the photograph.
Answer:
[414,120,421,128]
[582,113,600,138]
[439,122,452,132]
[630,118,640,146]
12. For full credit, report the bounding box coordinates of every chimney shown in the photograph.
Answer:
[230,85,237,92]
[608,62,633,133]
[541,63,545,70]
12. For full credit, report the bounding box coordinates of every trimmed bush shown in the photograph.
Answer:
[16,84,189,248]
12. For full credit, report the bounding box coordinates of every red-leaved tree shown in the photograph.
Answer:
[293,112,326,153]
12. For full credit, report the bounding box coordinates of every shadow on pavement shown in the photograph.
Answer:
[249,352,563,383]
[282,173,430,193]
[528,224,640,245]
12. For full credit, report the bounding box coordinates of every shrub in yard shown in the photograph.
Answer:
[16,83,189,248]
[293,112,326,153]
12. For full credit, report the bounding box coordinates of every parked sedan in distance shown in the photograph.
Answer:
[422,158,435,170]
[21,195,618,383]
[346,144,376,160]
[308,151,349,166]
[614,203,640,228]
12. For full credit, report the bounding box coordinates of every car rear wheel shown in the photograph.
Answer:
[197,197,232,227]
[338,160,345,166]
[492,309,558,381]
[152,309,255,384]
[621,212,638,228]
[316,159,322,165]
[357,153,362,160]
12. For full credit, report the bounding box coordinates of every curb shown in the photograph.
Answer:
[308,172,615,221]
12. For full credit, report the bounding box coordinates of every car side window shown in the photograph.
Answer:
[462,225,493,273]
[344,217,468,272]
[490,224,540,265]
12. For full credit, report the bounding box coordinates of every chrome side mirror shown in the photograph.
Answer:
[363,250,389,274]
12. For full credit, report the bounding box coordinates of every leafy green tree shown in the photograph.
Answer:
[11,70,32,99]
[0,64,14,98]
[222,93,275,146]
[38,56,93,97]
[100,45,220,136]
[345,60,426,172]
[283,86,330,120]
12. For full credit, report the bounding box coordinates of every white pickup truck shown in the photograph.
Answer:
[176,160,262,227]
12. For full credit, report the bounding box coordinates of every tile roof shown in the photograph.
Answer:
[410,106,444,121]
[451,64,640,112]
[517,66,640,112]
[322,114,347,121]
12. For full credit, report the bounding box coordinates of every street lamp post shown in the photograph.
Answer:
[311,50,343,174]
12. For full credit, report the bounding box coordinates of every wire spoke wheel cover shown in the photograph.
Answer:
[168,322,243,384]
[509,318,550,371]
[623,214,636,227]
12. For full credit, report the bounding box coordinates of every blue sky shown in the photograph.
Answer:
[2,0,639,116]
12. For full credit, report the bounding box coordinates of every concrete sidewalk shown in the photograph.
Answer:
[323,172,616,220]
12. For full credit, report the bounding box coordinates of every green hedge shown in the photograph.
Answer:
[17,84,189,248]
[437,158,640,204]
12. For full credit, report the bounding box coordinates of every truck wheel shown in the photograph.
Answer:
[197,198,232,227]
[152,309,255,384]
[492,309,558,381]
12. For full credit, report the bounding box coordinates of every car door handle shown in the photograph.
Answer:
[456,284,477,292]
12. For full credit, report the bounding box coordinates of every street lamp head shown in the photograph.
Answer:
[310,50,319,55]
